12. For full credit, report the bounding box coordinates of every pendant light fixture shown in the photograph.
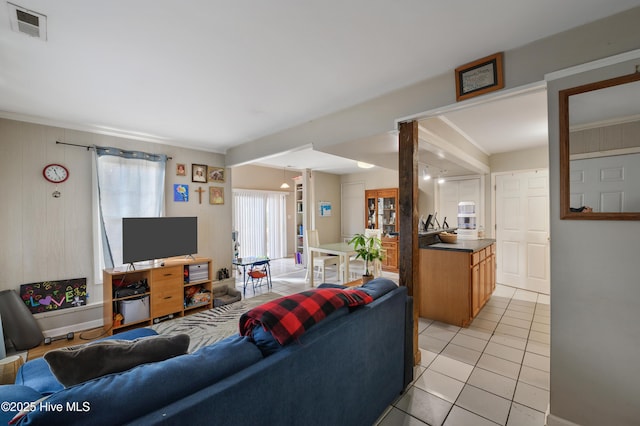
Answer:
[280,167,290,189]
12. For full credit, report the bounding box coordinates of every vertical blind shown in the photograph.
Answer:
[233,189,287,259]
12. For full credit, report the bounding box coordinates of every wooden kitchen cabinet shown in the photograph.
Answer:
[381,238,398,272]
[419,242,495,327]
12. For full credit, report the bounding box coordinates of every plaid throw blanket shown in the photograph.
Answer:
[239,288,373,345]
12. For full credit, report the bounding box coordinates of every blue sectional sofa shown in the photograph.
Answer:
[0,280,412,425]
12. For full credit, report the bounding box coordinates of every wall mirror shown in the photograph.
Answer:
[559,71,640,220]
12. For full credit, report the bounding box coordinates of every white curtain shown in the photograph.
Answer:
[95,147,166,268]
[233,189,287,259]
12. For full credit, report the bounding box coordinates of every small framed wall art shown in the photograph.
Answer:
[192,164,207,182]
[455,52,504,101]
[208,166,225,183]
[209,186,224,205]
[319,201,332,217]
[174,184,189,202]
[176,163,186,176]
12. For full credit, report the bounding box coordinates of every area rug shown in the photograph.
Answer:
[150,292,281,352]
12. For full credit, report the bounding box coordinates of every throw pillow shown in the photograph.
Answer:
[358,277,397,299]
[251,324,282,357]
[44,333,190,387]
[317,283,347,289]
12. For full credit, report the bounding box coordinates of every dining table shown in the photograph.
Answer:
[307,241,357,287]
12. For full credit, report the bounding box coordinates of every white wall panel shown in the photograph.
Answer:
[548,53,640,426]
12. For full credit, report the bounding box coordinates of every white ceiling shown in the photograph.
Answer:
[438,89,549,155]
[253,145,367,175]
[2,1,639,173]
[256,88,549,175]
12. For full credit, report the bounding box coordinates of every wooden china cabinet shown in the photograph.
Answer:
[365,188,399,272]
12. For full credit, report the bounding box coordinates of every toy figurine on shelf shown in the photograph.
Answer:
[113,313,124,328]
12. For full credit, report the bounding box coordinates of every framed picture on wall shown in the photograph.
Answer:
[209,186,224,205]
[455,52,504,101]
[208,167,225,183]
[174,184,189,202]
[319,201,332,217]
[192,164,207,182]
[176,163,186,176]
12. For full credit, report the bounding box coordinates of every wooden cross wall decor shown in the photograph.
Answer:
[195,187,205,204]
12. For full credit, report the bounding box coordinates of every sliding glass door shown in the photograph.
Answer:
[232,189,287,259]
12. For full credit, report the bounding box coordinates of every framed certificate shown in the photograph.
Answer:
[455,52,504,101]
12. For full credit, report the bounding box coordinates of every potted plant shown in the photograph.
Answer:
[348,233,384,283]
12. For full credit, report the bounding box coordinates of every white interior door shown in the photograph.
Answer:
[570,152,640,212]
[341,182,364,239]
[495,170,550,294]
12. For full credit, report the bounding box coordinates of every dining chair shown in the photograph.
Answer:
[364,228,382,239]
[305,229,339,283]
[247,259,272,292]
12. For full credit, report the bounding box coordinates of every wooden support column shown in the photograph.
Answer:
[398,120,420,366]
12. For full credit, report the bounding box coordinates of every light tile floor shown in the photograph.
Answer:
[232,258,550,426]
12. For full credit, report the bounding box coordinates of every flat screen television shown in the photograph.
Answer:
[122,217,197,264]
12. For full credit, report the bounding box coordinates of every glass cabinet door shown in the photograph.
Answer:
[367,196,377,229]
[377,196,397,235]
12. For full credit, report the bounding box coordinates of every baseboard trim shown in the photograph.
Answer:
[546,413,581,426]
[42,319,104,338]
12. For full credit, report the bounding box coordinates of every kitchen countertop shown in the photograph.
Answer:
[421,238,495,253]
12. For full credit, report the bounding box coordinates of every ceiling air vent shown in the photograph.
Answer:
[7,2,47,40]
